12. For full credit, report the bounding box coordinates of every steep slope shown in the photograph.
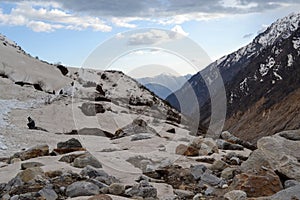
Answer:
[167,12,300,142]
[0,34,71,93]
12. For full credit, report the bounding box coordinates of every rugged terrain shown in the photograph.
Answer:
[0,13,300,200]
[167,12,300,143]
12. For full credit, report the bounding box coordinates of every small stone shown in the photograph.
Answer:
[201,171,221,186]
[73,153,102,168]
[210,160,227,171]
[38,187,58,200]
[204,186,214,196]
[80,165,109,178]
[58,153,85,163]
[108,183,125,195]
[175,144,199,156]
[191,165,207,180]
[21,162,44,170]
[125,180,157,198]
[224,190,247,200]
[131,133,152,141]
[221,167,236,180]
[222,184,229,189]
[66,181,99,197]
[174,189,194,199]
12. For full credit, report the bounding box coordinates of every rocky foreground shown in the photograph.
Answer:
[0,129,299,200]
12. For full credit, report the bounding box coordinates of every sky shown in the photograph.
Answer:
[0,0,300,77]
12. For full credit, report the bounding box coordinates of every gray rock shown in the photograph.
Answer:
[17,167,45,183]
[38,187,58,200]
[66,181,99,197]
[192,137,218,155]
[108,183,125,195]
[279,130,300,141]
[80,166,108,178]
[1,194,10,200]
[268,184,300,200]
[216,139,244,150]
[200,171,221,186]
[243,131,300,181]
[284,180,300,189]
[57,138,82,149]
[191,165,207,180]
[174,189,194,199]
[204,186,215,196]
[224,190,247,200]
[221,167,236,180]
[131,133,152,141]
[73,153,102,168]
[125,180,157,198]
[10,195,19,200]
[210,160,227,171]
[88,179,109,189]
[21,162,44,170]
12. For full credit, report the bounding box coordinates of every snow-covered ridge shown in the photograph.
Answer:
[207,12,300,71]
[256,12,300,47]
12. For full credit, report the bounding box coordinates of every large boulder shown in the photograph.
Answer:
[66,181,99,197]
[80,102,105,116]
[54,138,85,154]
[17,167,45,183]
[230,170,282,197]
[267,184,300,200]
[10,144,49,161]
[242,130,300,181]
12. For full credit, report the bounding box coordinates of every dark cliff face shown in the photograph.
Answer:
[166,13,300,141]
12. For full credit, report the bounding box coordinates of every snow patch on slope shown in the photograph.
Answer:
[259,57,275,76]
[287,54,294,67]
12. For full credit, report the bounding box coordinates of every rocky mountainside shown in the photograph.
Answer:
[167,12,300,143]
[0,32,300,199]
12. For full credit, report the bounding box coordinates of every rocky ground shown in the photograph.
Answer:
[0,129,299,200]
[0,37,299,199]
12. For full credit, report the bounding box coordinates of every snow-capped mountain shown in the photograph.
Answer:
[137,73,192,99]
[167,12,300,142]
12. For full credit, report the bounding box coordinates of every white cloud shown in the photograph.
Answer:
[157,13,226,25]
[171,25,189,36]
[1,0,300,32]
[27,21,61,32]
[0,1,112,32]
[128,29,176,45]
